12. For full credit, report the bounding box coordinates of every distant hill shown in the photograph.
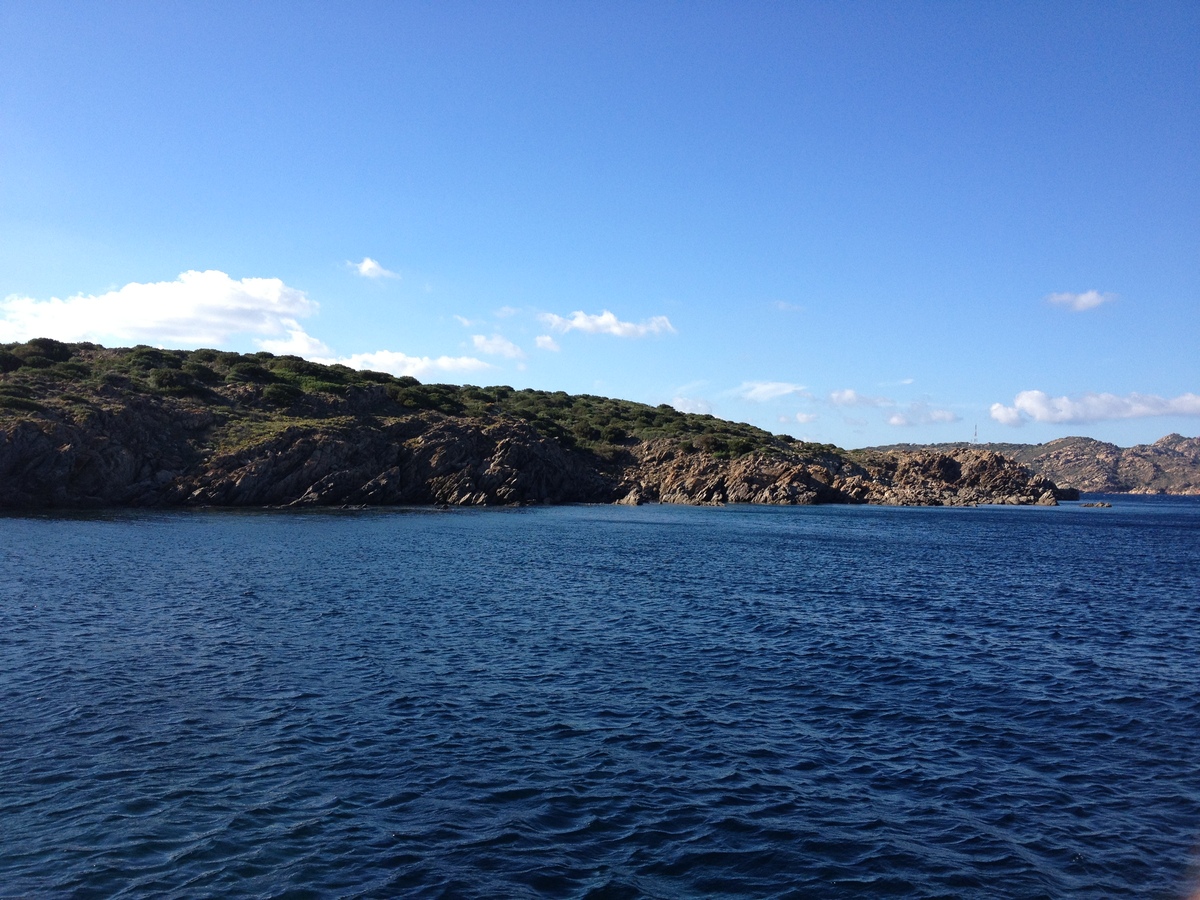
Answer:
[1,338,1070,509]
[863,434,1200,494]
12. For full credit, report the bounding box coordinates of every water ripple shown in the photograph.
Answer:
[1,499,1199,897]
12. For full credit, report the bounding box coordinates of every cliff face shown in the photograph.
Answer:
[0,339,1070,510]
[0,408,615,509]
[0,404,1066,510]
[176,417,615,508]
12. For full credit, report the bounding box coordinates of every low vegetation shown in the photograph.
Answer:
[0,338,845,461]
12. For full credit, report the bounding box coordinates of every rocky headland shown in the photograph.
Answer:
[869,434,1200,495]
[1,339,1072,510]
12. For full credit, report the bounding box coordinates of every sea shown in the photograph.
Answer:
[1,496,1198,898]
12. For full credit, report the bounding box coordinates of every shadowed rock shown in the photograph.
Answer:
[1,341,1072,510]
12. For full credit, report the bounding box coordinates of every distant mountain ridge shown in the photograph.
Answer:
[862,434,1200,495]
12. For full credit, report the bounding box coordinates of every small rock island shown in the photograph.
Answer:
[1,339,1075,510]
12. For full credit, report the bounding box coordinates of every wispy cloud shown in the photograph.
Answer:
[326,350,491,380]
[736,381,807,402]
[672,397,712,415]
[535,335,560,352]
[829,388,891,407]
[887,403,960,427]
[454,314,484,328]
[495,306,520,318]
[540,309,675,338]
[794,412,818,424]
[352,257,399,279]
[991,390,1200,425]
[1046,290,1114,312]
[471,334,525,359]
[0,270,325,350]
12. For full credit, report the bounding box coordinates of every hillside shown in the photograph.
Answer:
[1,339,1072,509]
[866,435,1200,494]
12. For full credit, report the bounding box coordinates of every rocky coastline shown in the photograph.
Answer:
[1,340,1073,511]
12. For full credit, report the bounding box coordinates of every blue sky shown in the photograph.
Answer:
[1,1,1196,449]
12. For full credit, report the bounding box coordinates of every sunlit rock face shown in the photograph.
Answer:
[1025,434,1200,495]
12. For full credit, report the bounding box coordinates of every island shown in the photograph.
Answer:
[1,338,1076,510]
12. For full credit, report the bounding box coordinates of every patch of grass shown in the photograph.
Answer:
[211,415,355,454]
[0,396,45,412]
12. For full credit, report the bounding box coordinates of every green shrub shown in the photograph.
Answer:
[0,351,22,373]
[601,424,628,443]
[356,369,394,384]
[263,383,303,407]
[15,355,53,369]
[695,434,727,454]
[270,356,340,380]
[183,362,221,385]
[299,377,347,396]
[50,361,91,379]
[128,347,182,370]
[572,421,600,441]
[149,368,200,393]
[729,438,756,456]
[225,362,273,383]
[19,338,72,362]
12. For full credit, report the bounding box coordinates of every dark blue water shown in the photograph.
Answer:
[2,498,1199,898]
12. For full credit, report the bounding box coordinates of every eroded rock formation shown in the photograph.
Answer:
[1,404,1069,510]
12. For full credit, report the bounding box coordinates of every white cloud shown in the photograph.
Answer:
[326,350,491,380]
[353,257,398,279]
[495,306,520,318]
[990,403,1024,426]
[737,381,807,402]
[535,335,560,352]
[887,404,960,427]
[258,328,332,357]
[471,334,525,359]
[794,412,818,424]
[991,389,1200,425]
[454,314,485,328]
[829,388,891,407]
[0,270,322,349]
[672,397,712,415]
[540,309,676,338]
[1047,290,1115,312]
